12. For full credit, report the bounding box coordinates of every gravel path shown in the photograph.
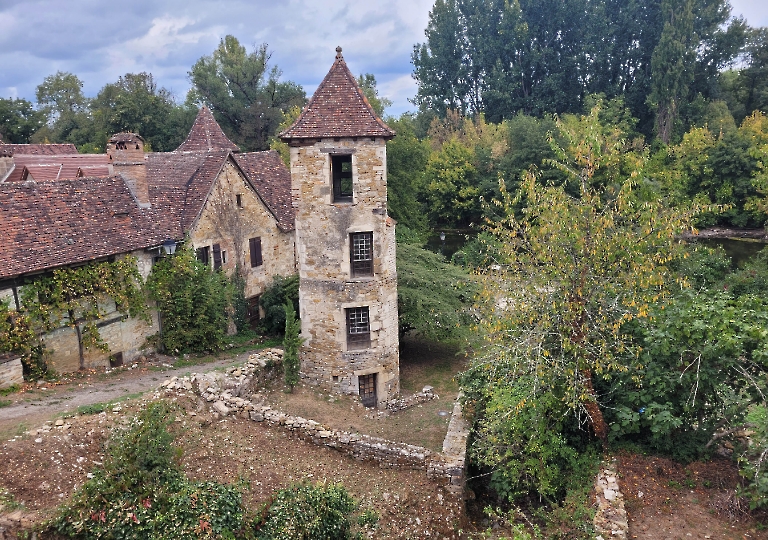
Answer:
[0,350,258,432]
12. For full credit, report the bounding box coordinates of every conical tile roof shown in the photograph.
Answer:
[176,107,240,152]
[279,47,395,141]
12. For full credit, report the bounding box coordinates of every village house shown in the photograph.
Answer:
[0,108,295,373]
[0,48,399,406]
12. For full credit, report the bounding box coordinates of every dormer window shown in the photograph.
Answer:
[331,154,353,202]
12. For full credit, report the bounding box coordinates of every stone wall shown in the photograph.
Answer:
[158,349,469,500]
[0,354,23,390]
[0,250,158,374]
[290,137,399,405]
[190,159,296,301]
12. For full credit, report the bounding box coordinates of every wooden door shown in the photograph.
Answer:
[359,373,377,408]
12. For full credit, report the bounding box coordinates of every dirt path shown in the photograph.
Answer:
[0,351,257,436]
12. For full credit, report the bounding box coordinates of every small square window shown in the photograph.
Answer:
[350,232,373,277]
[346,306,370,349]
[331,154,353,202]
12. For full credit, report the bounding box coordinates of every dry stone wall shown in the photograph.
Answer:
[157,348,468,500]
[0,355,23,390]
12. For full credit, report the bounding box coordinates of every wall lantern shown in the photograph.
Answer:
[162,239,177,255]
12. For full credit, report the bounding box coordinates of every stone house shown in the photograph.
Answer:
[280,47,399,407]
[0,49,400,407]
[0,108,295,373]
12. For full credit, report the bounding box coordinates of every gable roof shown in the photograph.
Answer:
[2,154,112,183]
[0,143,78,156]
[0,176,165,280]
[279,47,395,141]
[175,107,240,153]
[234,151,296,232]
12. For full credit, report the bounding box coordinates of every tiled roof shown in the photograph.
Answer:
[109,132,144,144]
[175,107,240,153]
[0,143,79,156]
[146,150,230,235]
[279,47,395,141]
[0,176,165,280]
[2,154,112,183]
[234,151,296,232]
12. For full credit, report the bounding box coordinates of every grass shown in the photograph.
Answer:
[0,399,11,408]
[0,385,20,397]
[74,392,146,416]
[171,333,283,369]
[265,336,467,451]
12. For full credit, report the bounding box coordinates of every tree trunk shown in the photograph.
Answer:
[582,369,608,443]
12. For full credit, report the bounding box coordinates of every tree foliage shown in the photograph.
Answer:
[282,301,303,392]
[466,106,700,448]
[146,248,231,354]
[396,242,478,341]
[0,98,45,143]
[189,36,306,151]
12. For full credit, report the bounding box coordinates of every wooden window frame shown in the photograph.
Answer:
[196,246,210,266]
[213,244,222,270]
[331,154,353,203]
[346,306,370,349]
[350,232,373,277]
[249,237,263,268]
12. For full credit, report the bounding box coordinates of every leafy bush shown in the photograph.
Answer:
[670,244,732,289]
[738,405,768,509]
[146,247,232,353]
[230,267,249,333]
[259,275,299,335]
[461,365,599,504]
[396,242,478,341]
[47,402,246,539]
[725,248,768,296]
[253,482,356,539]
[282,301,303,391]
[604,289,768,461]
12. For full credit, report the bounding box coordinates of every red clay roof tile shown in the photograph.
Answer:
[175,107,240,153]
[234,151,295,232]
[279,47,395,141]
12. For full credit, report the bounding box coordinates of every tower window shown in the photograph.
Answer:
[350,232,373,277]
[346,306,370,349]
[331,154,353,202]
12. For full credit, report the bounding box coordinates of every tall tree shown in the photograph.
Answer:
[357,74,392,118]
[189,36,305,151]
[92,72,193,152]
[412,0,472,116]
[0,98,46,143]
[33,71,95,147]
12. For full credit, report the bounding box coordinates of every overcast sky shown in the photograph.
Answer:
[0,0,766,118]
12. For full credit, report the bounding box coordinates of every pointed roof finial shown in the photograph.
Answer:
[335,46,343,59]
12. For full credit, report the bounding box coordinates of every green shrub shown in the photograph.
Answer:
[146,247,231,354]
[282,302,303,392]
[259,275,299,335]
[47,402,246,539]
[230,267,249,333]
[253,482,356,540]
[738,405,768,510]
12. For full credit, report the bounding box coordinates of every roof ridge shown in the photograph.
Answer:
[279,47,395,141]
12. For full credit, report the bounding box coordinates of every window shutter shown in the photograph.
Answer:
[213,244,222,269]
[250,237,263,267]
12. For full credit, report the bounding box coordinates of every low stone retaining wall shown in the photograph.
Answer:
[594,459,628,540]
[0,354,23,390]
[387,385,439,412]
[158,348,471,499]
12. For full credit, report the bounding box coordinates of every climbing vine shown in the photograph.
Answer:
[20,257,148,353]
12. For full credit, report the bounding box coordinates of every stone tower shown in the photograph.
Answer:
[279,47,398,407]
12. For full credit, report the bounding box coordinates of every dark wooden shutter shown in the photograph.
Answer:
[249,237,263,267]
[213,244,222,269]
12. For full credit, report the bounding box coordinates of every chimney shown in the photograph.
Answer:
[107,133,149,207]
